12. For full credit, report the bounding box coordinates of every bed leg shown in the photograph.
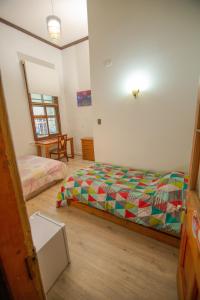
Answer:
[67,198,72,206]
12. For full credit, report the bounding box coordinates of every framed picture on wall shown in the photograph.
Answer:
[77,90,92,107]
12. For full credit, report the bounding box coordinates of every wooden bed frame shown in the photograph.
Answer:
[66,198,180,248]
[63,80,200,252]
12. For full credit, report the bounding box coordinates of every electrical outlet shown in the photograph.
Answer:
[97,119,102,125]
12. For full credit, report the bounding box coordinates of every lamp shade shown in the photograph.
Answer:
[46,15,61,41]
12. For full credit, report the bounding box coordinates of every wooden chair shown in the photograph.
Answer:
[50,134,69,161]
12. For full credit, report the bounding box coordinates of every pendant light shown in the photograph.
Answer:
[46,0,61,42]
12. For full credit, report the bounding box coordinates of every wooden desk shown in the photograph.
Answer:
[35,137,74,159]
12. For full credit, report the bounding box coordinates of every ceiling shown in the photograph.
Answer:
[0,0,88,46]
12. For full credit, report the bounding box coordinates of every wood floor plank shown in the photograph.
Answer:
[26,157,178,300]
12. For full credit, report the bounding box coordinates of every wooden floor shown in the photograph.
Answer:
[26,157,179,300]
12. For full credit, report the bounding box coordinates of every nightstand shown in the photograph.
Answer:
[81,137,95,161]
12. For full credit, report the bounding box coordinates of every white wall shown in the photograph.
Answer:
[0,23,68,157]
[62,40,93,154]
[0,23,92,158]
[87,0,200,171]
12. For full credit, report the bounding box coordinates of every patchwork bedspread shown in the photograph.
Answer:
[57,163,188,236]
[18,155,67,200]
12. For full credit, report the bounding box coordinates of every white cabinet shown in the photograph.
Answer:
[29,212,70,294]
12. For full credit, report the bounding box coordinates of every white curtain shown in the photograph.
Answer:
[24,60,60,96]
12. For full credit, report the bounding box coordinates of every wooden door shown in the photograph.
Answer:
[177,82,200,300]
[0,74,45,299]
[177,192,200,300]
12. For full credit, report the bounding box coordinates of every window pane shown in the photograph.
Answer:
[48,117,58,134]
[46,107,56,116]
[33,106,45,116]
[34,118,48,138]
[43,95,53,103]
[31,93,42,103]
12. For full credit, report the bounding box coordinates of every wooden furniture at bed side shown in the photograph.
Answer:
[49,134,69,161]
[177,82,200,300]
[189,84,200,190]
[35,136,74,159]
[66,199,180,248]
[0,75,45,299]
[177,191,200,300]
[81,137,95,161]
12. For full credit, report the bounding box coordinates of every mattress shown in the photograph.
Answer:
[18,155,67,200]
[57,163,188,236]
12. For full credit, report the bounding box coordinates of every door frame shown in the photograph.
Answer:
[0,74,45,299]
[177,81,200,300]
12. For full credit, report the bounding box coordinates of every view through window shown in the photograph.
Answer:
[29,93,61,140]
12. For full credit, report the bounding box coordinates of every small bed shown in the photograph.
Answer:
[18,155,67,200]
[57,163,188,246]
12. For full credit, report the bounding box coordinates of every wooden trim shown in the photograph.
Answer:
[189,82,200,190]
[177,190,200,299]
[44,103,50,140]
[0,17,60,49]
[0,258,13,300]
[0,17,89,50]
[67,199,180,248]
[32,115,47,118]
[0,74,45,298]
[60,36,89,50]
[31,103,59,107]
[56,97,62,135]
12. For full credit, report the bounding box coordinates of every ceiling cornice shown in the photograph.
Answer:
[0,17,60,49]
[60,36,89,50]
[0,17,89,50]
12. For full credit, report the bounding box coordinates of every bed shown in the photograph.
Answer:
[18,155,67,200]
[57,163,188,246]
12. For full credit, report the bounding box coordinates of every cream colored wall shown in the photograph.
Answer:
[0,23,92,158]
[62,41,93,155]
[87,0,200,171]
[0,23,68,157]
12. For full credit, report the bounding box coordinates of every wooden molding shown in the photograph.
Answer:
[0,73,45,299]
[0,17,89,50]
[177,190,200,299]
[189,82,200,190]
[0,17,61,49]
[60,36,89,50]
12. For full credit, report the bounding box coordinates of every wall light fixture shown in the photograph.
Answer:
[132,89,140,98]
[125,70,151,98]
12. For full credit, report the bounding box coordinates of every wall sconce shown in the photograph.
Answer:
[125,70,151,98]
[132,89,140,98]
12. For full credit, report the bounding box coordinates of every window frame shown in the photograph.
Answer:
[28,93,62,141]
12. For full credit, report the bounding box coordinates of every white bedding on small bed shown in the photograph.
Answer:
[17,155,67,200]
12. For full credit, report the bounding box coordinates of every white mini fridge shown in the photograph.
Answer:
[29,212,70,295]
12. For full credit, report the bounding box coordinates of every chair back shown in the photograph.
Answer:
[57,134,67,152]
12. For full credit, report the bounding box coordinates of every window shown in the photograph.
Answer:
[29,93,61,140]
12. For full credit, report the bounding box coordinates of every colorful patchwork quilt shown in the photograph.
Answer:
[57,163,188,236]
